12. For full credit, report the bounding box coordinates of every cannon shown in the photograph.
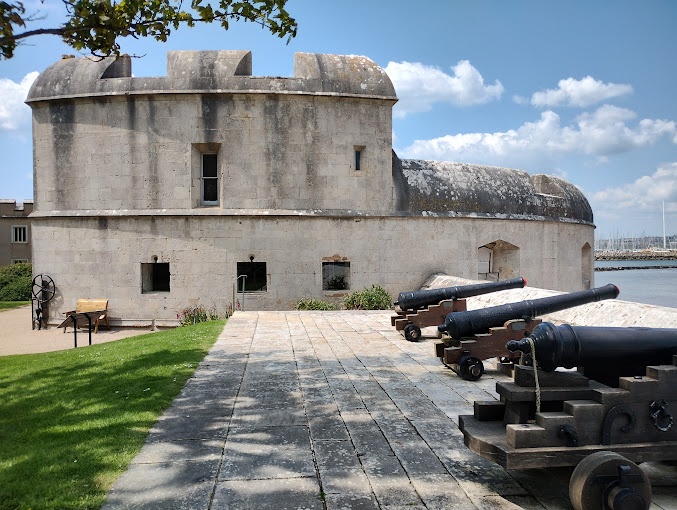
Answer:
[391,277,526,341]
[438,284,619,340]
[394,277,526,311]
[507,322,677,386]
[459,325,677,510]
[435,284,619,380]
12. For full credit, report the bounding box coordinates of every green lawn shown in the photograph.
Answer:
[0,301,30,310]
[0,320,226,510]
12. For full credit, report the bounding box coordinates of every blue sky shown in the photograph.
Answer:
[1,0,676,239]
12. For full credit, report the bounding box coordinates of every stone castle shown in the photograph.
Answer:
[27,51,594,326]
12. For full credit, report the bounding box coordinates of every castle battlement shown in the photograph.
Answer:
[26,51,398,103]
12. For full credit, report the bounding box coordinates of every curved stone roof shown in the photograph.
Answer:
[26,51,397,103]
[393,156,593,224]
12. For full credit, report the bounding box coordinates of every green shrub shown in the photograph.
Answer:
[177,304,223,326]
[343,285,392,310]
[0,277,32,301]
[294,298,338,311]
[0,262,32,301]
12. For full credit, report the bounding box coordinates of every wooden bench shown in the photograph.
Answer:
[63,299,110,334]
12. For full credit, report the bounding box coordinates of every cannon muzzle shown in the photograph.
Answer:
[438,284,619,339]
[394,277,526,311]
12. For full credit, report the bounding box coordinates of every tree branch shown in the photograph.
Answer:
[1,14,280,47]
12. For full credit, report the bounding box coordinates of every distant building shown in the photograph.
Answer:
[27,51,594,326]
[0,200,32,266]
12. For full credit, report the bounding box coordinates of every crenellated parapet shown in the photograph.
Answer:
[26,51,397,103]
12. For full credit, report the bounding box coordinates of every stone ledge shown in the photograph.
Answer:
[28,208,594,225]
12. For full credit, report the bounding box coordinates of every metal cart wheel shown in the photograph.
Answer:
[458,355,484,381]
[32,274,55,302]
[404,323,422,342]
[569,451,651,510]
[31,274,55,330]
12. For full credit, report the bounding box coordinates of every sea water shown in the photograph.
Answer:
[594,259,677,309]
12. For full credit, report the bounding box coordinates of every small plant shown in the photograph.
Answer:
[325,275,347,290]
[224,304,234,318]
[178,304,225,325]
[294,298,338,311]
[343,285,392,310]
[207,306,220,321]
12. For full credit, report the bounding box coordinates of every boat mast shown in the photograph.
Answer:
[663,201,667,250]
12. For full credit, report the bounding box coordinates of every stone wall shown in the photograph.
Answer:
[33,214,593,325]
[30,94,394,213]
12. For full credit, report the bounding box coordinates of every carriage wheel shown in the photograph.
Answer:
[458,355,484,381]
[569,451,650,510]
[404,323,422,342]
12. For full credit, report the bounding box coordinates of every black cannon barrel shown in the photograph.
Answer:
[507,322,677,375]
[394,277,526,311]
[437,284,619,339]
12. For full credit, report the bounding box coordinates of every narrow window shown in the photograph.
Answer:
[201,153,218,205]
[322,262,350,291]
[353,145,365,171]
[237,262,267,292]
[11,225,27,243]
[11,259,29,264]
[581,242,592,290]
[141,263,170,293]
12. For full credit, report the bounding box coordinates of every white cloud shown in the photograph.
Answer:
[385,60,504,118]
[529,76,633,108]
[402,105,676,168]
[0,72,38,130]
[590,163,677,212]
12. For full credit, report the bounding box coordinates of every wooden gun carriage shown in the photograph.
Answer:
[459,323,677,510]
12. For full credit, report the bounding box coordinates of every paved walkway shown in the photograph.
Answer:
[101,311,677,510]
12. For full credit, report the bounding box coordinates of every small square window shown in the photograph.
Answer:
[201,153,218,205]
[322,262,350,291]
[11,225,27,243]
[237,262,267,292]
[141,263,170,293]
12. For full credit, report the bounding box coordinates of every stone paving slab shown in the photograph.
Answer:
[103,311,677,510]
